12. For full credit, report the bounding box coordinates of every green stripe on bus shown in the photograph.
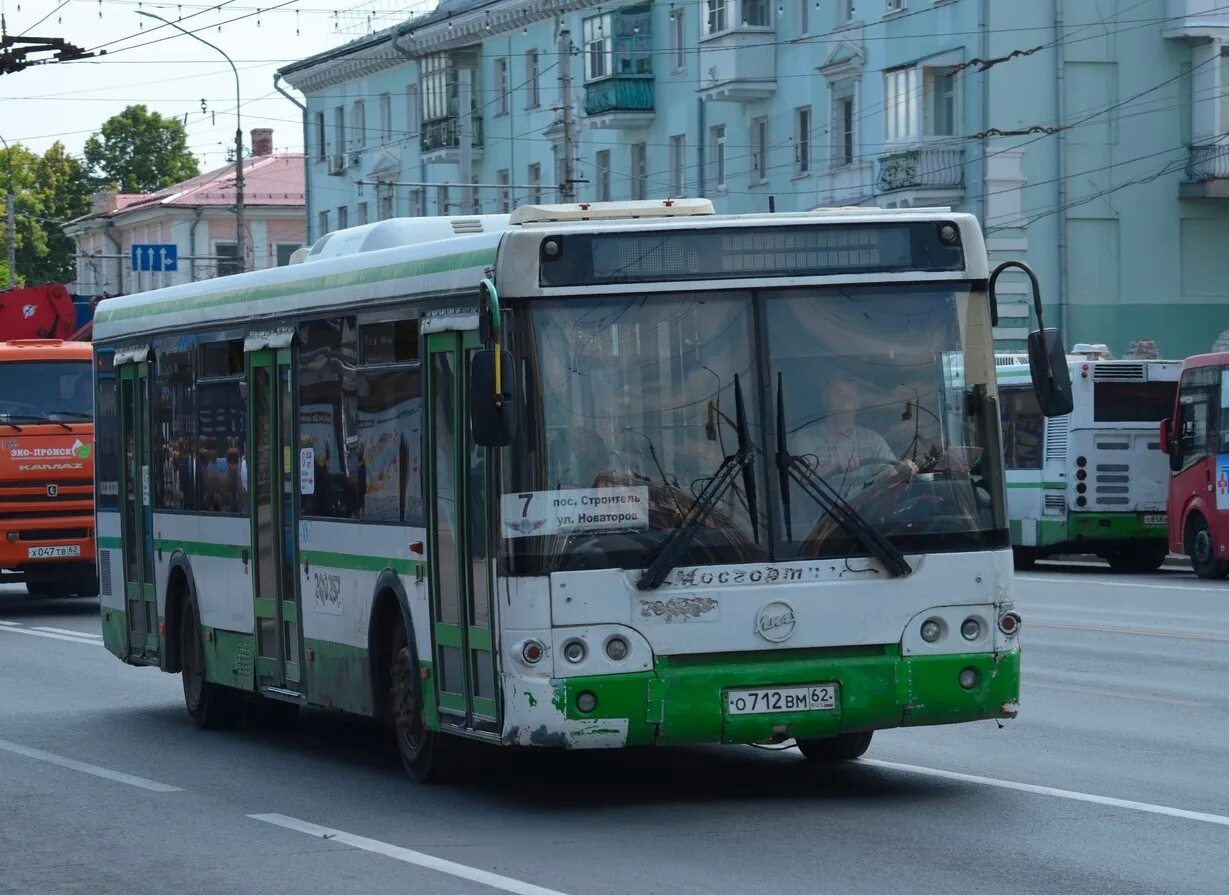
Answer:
[95,249,497,324]
[155,539,247,560]
[1006,482,1066,490]
[301,549,422,576]
[97,536,122,550]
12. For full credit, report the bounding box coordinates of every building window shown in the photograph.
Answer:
[495,57,509,115]
[595,149,611,201]
[840,0,856,23]
[705,0,728,35]
[743,0,770,27]
[379,92,392,142]
[353,100,366,149]
[314,112,326,160]
[631,143,648,200]
[357,202,369,226]
[671,9,686,71]
[584,13,612,81]
[751,117,768,183]
[405,84,419,135]
[332,106,345,156]
[926,65,958,136]
[528,163,542,204]
[214,242,240,278]
[436,185,449,215]
[799,0,810,35]
[711,125,726,190]
[584,6,652,81]
[379,194,393,221]
[421,53,452,123]
[275,243,302,266]
[669,134,686,196]
[497,169,511,213]
[408,189,423,217]
[526,50,540,108]
[338,205,349,230]
[319,210,330,235]
[886,0,907,13]
[885,67,919,141]
[795,106,811,175]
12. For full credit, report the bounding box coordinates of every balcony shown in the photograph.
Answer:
[1163,0,1229,39]
[583,76,655,130]
[1181,142,1229,198]
[696,30,776,103]
[420,115,485,164]
[877,145,965,200]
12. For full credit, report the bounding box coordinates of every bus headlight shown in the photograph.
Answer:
[604,636,629,661]
[960,618,981,641]
[562,639,586,664]
[959,668,980,690]
[921,619,942,643]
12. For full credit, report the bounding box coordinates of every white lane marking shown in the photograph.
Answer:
[0,619,20,626]
[250,813,571,895]
[0,624,102,645]
[1017,574,1225,593]
[860,759,1229,828]
[0,739,182,793]
[1027,681,1208,708]
[1031,621,1229,643]
[31,625,103,639]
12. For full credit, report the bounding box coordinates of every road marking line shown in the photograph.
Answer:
[250,813,570,895]
[1031,621,1229,643]
[860,759,1229,828]
[0,739,182,793]
[32,626,103,639]
[1017,574,1224,593]
[0,625,102,645]
[1027,681,1207,708]
[0,619,20,626]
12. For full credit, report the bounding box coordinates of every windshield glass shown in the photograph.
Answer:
[0,361,93,420]
[504,285,1005,574]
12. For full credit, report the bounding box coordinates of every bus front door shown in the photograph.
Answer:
[426,331,499,733]
[248,348,303,696]
[118,359,157,663]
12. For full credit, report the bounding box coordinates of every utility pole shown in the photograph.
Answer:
[459,68,474,215]
[558,26,576,200]
[137,11,244,273]
[0,133,14,288]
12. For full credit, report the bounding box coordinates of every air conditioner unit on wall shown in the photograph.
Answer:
[347,150,362,167]
[327,155,345,176]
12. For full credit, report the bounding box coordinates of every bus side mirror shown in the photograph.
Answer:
[1160,418,1184,471]
[1159,419,1171,454]
[1026,328,1074,418]
[470,349,517,447]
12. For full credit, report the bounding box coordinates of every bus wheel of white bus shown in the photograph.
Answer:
[1012,548,1038,571]
[796,731,873,762]
[1106,544,1167,574]
[1187,515,1229,580]
[390,625,450,783]
[180,599,241,730]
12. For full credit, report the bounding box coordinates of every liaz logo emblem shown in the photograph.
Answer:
[755,600,797,643]
[72,439,91,460]
[22,304,37,319]
[47,484,59,497]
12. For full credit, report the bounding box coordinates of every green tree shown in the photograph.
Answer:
[83,104,199,193]
[0,142,92,287]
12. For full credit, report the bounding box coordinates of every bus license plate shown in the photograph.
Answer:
[27,545,81,559]
[726,685,837,716]
[1144,514,1166,526]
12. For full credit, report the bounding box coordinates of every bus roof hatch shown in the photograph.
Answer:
[509,198,715,225]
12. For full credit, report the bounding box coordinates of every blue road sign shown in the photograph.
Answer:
[130,243,179,273]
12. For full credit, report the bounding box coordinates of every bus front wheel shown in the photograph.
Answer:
[390,625,451,783]
[1106,544,1168,574]
[180,599,241,729]
[797,731,873,761]
[1187,516,1228,580]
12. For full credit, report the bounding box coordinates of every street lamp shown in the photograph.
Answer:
[0,133,15,288]
[136,11,245,274]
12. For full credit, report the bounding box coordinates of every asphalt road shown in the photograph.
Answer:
[2,563,1226,895]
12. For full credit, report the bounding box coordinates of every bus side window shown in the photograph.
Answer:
[1220,370,1229,454]
[1000,388,1043,470]
[1177,367,1217,465]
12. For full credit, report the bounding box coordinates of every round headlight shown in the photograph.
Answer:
[959,667,980,690]
[921,619,942,643]
[961,618,981,641]
[604,636,629,661]
[562,639,586,664]
[576,691,597,713]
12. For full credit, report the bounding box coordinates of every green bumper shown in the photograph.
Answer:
[555,646,1021,747]
[1067,511,1167,542]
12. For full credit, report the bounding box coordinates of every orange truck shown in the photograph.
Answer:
[0,339,97,597]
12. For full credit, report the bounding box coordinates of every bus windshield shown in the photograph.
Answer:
[0,360,93,421]
[505,284,1006,574]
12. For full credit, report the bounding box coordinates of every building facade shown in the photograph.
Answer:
[278,0,1229,356]
[65,129,306,297]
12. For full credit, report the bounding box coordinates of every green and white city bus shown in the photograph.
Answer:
[999,356,1179,571]
[93,200,1065,781]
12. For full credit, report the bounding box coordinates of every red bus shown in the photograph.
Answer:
[1160,352,1229,578]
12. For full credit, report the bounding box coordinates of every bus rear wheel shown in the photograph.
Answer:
[390,625,450,783]
[180,599,240,729]
[1012,548,1038,571]
[797,731,873,761]
[1187,516,1228,580]
[1106,544,1168,574]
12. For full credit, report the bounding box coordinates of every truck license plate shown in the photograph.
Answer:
[27,545,81,559]
[726,684,837,716]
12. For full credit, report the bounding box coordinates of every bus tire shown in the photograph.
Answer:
[180,597,241,730]
[1106,544,1167,574]
[797,731,873,761]
[1186,515,1228,580]
[1012,548,1038,571]
[390,623,450,783]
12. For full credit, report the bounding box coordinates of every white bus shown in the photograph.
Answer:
[999,357,1179,571]
[93,200,1063,781]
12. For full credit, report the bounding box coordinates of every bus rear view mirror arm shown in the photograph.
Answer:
[990,261,1074,419]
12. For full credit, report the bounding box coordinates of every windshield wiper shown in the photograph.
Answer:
[0,420,22,431]
[775,374,911,578]
[49,410,91,420]
[3,414,71,431]
[637,374,757,591]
